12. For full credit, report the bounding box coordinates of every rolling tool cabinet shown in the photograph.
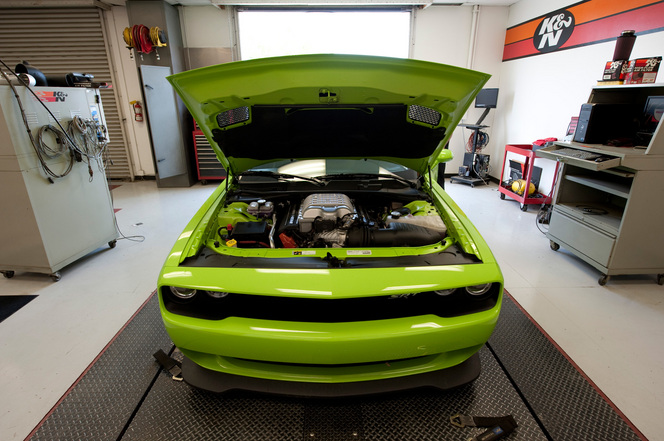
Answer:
[536,84,664,285]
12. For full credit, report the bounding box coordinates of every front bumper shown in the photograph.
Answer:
[159,261,503,385]
[181,351,481,396]
[160,293,501,384]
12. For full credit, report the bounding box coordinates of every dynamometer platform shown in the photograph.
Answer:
[27,293,643,441]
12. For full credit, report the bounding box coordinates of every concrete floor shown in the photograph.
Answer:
[0,179,661,440]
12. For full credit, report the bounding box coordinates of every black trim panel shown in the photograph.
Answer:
[181,352,480,397]
[181,244,480,269]
[161,285,500,322]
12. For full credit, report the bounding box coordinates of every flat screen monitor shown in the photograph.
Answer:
[643,95,664,133]
[475,88,499,109]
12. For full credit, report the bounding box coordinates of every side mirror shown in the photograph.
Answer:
[437,149,453,163]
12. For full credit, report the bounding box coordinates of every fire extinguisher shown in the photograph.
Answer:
[130,100,144,122]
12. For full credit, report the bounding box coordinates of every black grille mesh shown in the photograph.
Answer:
[216,107,250,128]
[162,286,500,322]
[408,105,441,126]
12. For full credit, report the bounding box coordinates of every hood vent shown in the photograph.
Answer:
[217,106,250,129]
[408,105,441,127]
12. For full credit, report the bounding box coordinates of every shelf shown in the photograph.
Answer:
[555,203,622,236]
[564,175,631,199]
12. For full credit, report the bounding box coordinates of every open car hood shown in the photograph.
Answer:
[168,54,490,176]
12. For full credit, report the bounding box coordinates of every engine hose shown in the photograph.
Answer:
[347,223,442,248]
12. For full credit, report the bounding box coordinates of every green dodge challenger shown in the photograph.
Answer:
[158,54,503,395]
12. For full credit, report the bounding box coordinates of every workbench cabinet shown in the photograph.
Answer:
[536,84,664,285]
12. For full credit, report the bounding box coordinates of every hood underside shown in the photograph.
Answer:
[168,54,490,175]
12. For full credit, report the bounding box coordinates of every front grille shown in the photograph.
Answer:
[162,286,500,322]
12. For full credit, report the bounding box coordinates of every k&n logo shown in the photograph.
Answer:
[533,9,575,53]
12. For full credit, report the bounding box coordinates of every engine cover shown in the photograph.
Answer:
[298,193,355,233]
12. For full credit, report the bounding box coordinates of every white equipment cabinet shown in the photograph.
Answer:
[0,85,117,281]
[537,83,664,285]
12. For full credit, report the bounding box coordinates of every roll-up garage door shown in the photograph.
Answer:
[0,7,133,179]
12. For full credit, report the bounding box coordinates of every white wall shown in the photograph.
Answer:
[495,0,664,195]
[412,5,509,175]
[179,5,232,48]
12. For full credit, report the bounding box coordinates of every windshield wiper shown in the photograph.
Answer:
[238,170,325,186]
[319,173,416,188]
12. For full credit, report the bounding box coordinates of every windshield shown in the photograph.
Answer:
[244,159,418,181]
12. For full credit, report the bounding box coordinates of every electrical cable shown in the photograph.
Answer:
[535,204,551,234]
[0,68,76,181]
[466,130,489,153]
[93,89,113,170]
[535,165,561,234]
[67,116,108,181]
[0,58,89,159]
[2,56,142,245]
[107,186,146,243]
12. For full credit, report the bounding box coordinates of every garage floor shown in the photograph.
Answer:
[1,179,662,440]
[26,292,642,441]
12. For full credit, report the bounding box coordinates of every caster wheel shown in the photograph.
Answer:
[201,179,208,185]
[549,240,560,251]
[520,204,528,212]
[2,270,15,279]
[470,184,475,188]
[499,193,505,200]
[657,274,663,286]
[108,240,117,249]
[598,275,609,286]
[50,272,62,282]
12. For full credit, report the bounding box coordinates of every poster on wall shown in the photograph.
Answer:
[503,0,664,62]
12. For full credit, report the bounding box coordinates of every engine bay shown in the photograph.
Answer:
[214,192,448,250]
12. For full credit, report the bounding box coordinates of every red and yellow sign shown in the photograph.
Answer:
[503,0,664,61]
[34,90,68,103]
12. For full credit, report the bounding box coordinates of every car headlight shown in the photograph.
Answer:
[169,286,197,299]
[465,283,492,296]
[206,290,229,299]
[434,288,457,296]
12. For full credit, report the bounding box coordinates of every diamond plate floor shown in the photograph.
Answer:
[26,292,644,441]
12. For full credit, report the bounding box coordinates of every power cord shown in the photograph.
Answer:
[67,115,109,181]
[535,204,552,234]
[466,130,489,153]
[535,165,562,234]
[0,68,75,181]
[0,58,108,182]
[107,187,146,243]
[1,57,142,244]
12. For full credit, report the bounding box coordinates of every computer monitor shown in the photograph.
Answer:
[643,96,664,133]
[475,88,499,109]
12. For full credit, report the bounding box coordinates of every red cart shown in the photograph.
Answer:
[498,144,558,212]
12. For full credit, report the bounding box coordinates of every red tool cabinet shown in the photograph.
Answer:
[498,144,558,212]
[193,120,226,184]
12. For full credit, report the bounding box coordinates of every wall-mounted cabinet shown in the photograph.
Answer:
[537,84,664,285]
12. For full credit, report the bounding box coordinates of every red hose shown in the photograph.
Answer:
[131,24,153,54]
